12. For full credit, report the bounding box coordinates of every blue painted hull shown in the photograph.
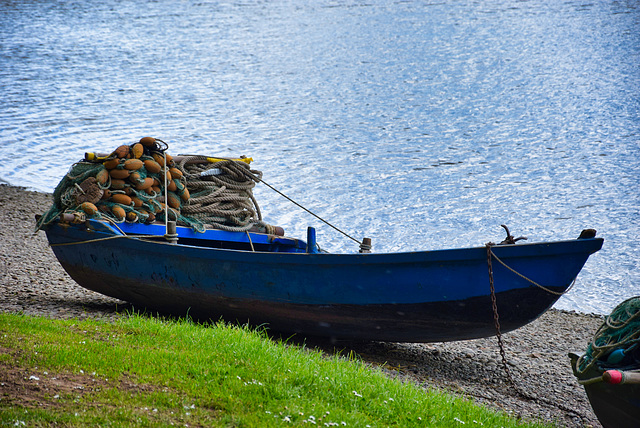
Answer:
[44,220,603,342]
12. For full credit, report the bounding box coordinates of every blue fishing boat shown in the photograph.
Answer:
[41,218,602,342]
[37,139,604,342]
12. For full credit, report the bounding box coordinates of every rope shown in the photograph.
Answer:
[239,169,363,246]
[488,247,574,296]
[246,231,255,252]
[178,157,263,232]
[576,297,640,374]
[49,234,169,247]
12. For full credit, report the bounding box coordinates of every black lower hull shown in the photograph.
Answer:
[61,260,561,342]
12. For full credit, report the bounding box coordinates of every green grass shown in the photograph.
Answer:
[0,312,551,427]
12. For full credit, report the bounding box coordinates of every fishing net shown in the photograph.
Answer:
[577,296,640,373]
[36,138,275,234]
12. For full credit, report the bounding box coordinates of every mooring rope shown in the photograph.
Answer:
[237,168,364,246]
[488,247,575,296]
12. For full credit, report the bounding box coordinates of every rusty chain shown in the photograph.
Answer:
[486,243,520,388]
[485,242,591,421]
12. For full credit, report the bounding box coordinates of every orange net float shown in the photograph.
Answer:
[144,159,162,174]
[114,145,130,158]
[131,143,144,159]
[80,202,99,216]
[109,168,130,179]
[124,159,143,170]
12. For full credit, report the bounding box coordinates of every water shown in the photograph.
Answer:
[1,0,638,315]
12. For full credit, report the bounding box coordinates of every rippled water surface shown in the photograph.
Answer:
[1,0,638,314]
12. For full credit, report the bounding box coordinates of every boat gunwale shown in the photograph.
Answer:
[46,219,604,265]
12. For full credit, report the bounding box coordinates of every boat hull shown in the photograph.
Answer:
[45,221,603,342]
[570,355,640,428]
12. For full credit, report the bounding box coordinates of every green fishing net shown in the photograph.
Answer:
[36,139,267,235]
[577,296,640,373]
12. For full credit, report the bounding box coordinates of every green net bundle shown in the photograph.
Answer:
[577,296,640,373]
[36,137,271,234]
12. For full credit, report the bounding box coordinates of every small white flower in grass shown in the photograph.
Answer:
[352,390,362,397]
[283,416,291,422]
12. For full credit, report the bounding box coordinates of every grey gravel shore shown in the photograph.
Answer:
[0,184,604,427]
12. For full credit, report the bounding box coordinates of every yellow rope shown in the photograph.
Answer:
[245,231,255,252]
